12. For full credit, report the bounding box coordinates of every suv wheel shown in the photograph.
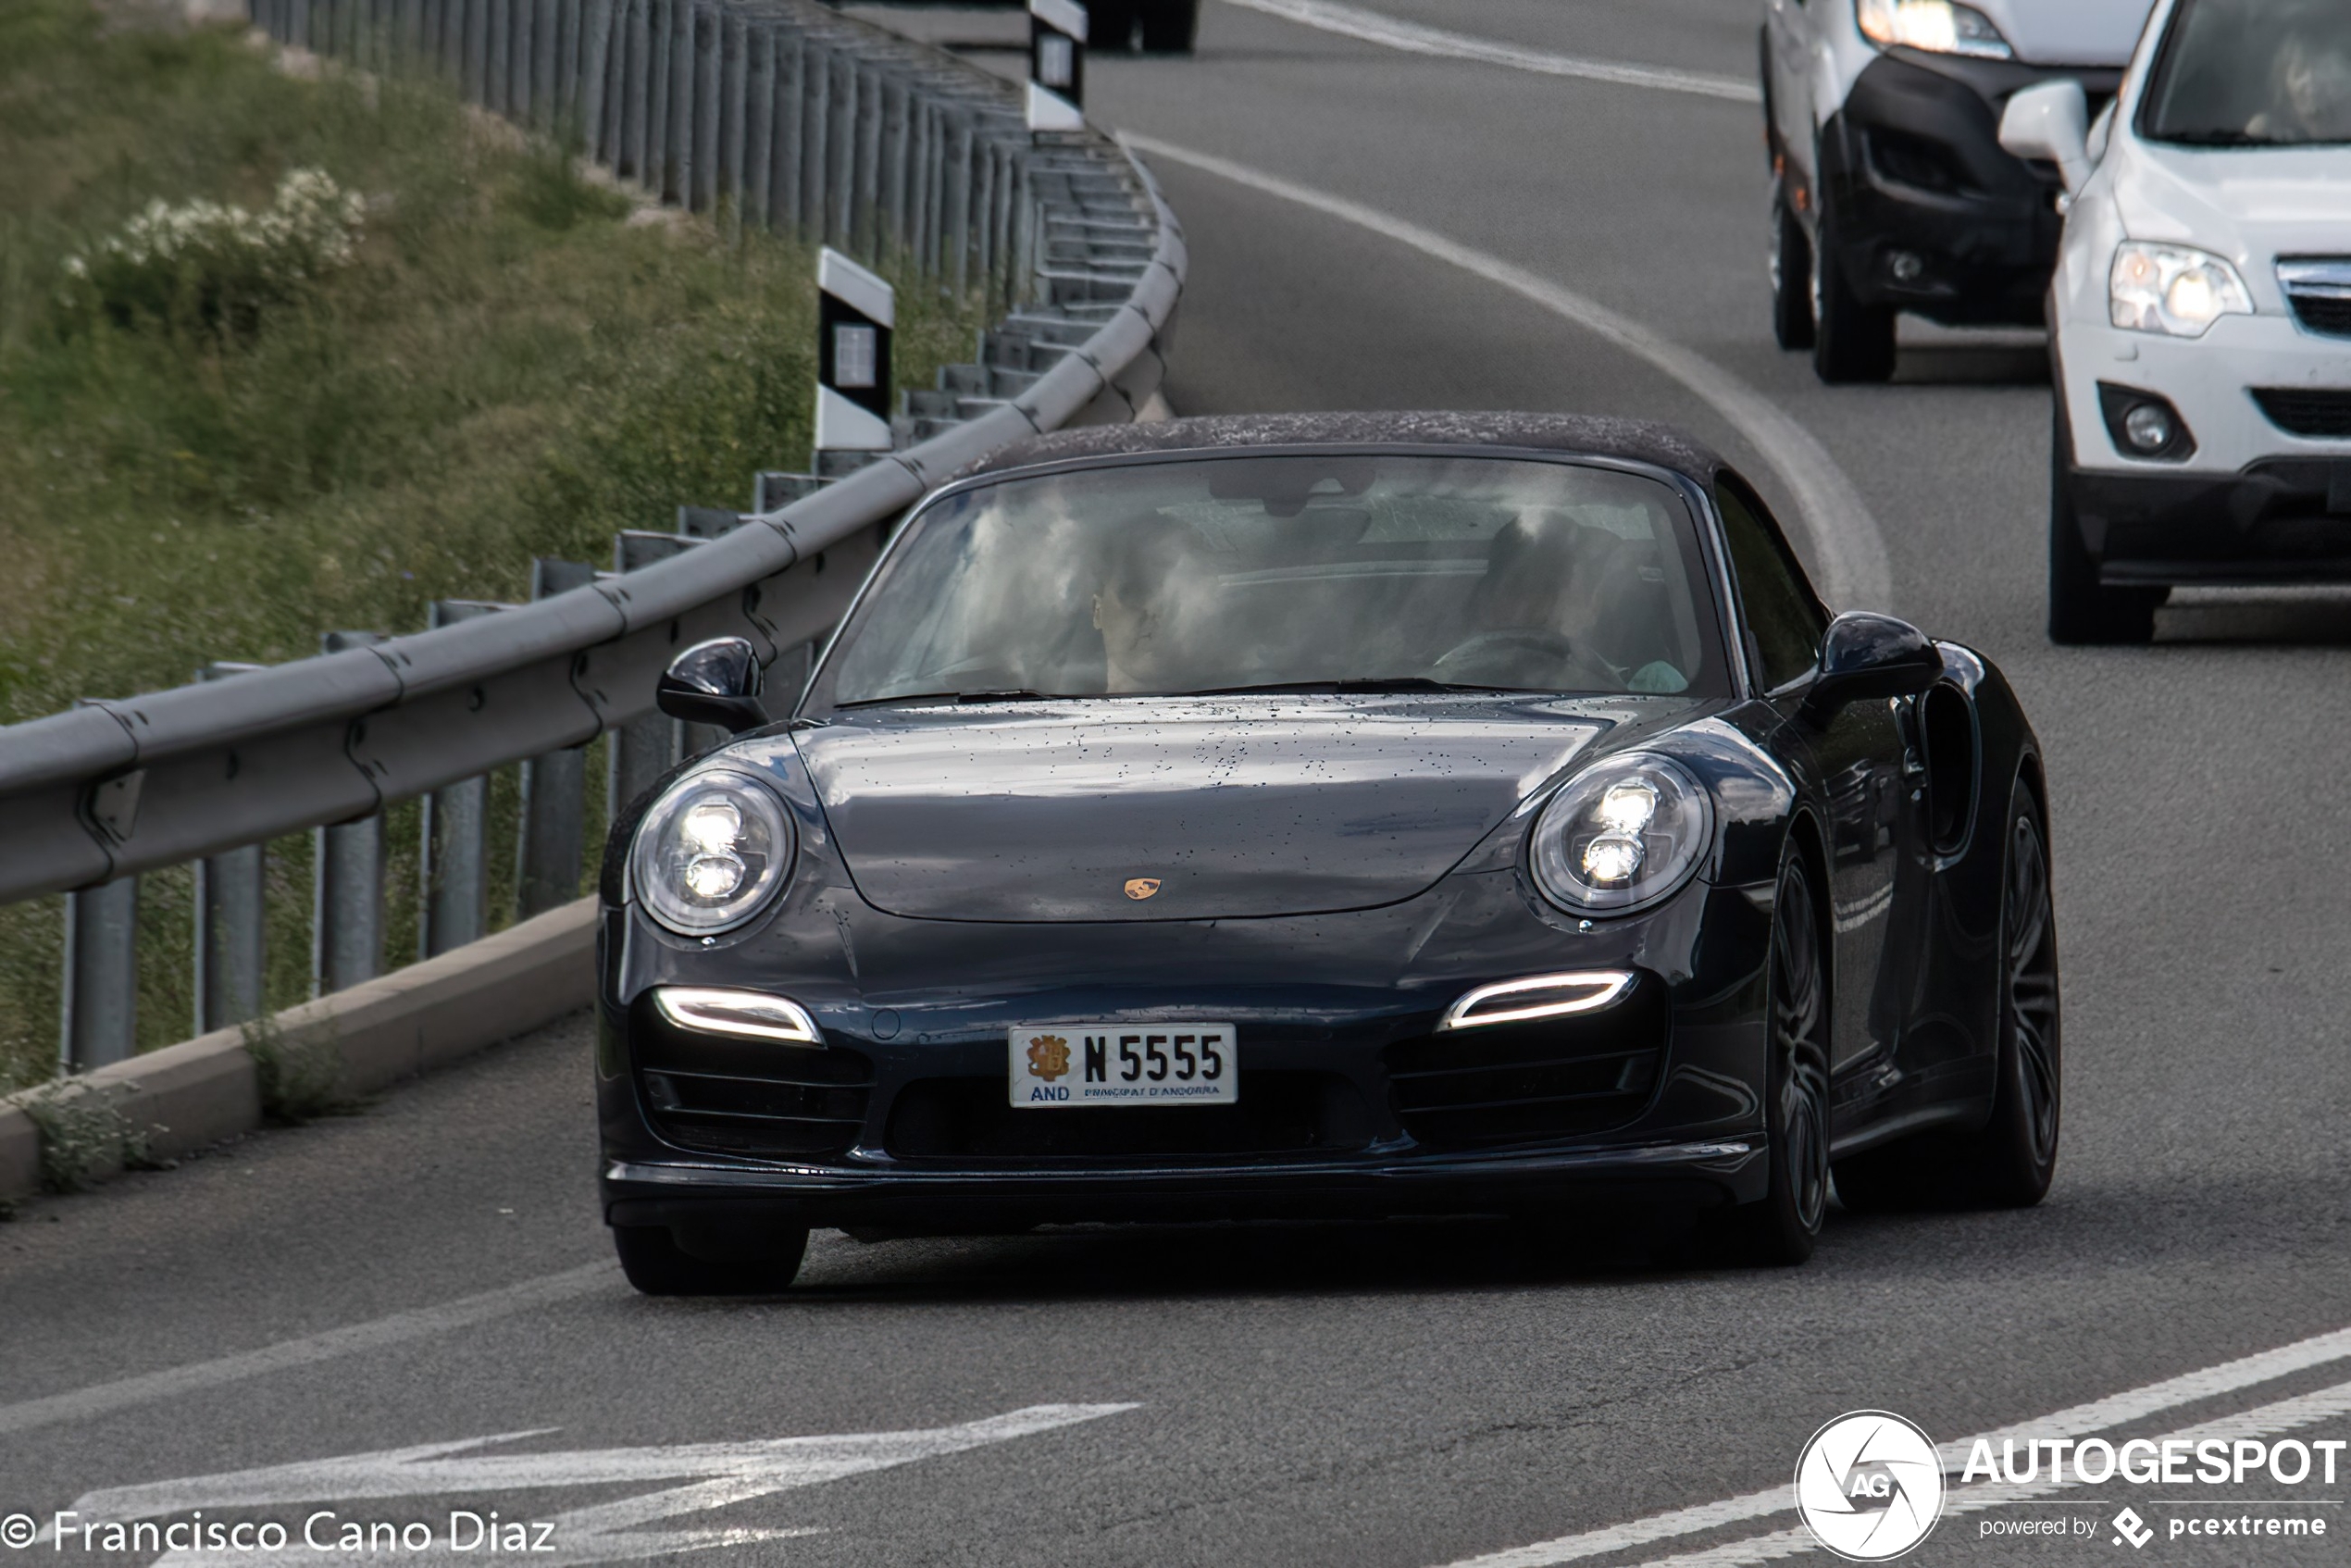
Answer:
[1810,193,1897,383]
[1138,0,1200,53]
[1771,184,1815,351]
[2048,404,2160,645]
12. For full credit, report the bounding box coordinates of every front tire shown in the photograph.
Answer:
[2048,404,2160,645]
[1138,0,1200,53]
[1810,193,1897,383]
[614,1224,809,1296]
[1711,840,1831,1265]
[1834,779,2061,1210]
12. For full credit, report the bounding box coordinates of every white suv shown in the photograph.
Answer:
[2002,0,2351,643]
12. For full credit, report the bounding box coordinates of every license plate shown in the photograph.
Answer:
[1008,1024,1238,1108]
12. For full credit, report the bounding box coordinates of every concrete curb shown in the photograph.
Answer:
[0,897,598,1204]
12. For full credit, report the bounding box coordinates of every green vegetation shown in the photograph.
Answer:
[0,0,988,1089]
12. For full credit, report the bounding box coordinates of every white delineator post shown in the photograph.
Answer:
[1027,0,1087,132]
[814,246,896,454]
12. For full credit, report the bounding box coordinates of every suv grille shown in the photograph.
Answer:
[2252,388,2351,440]
[1384,977,1666,1150]
[2281,260,2351,339]
[635,1003,873,1159]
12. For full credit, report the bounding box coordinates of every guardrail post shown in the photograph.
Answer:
[515,562,600,919]
[687,3,713,212]
[607,532,697,815]
[831,59,856,247]
[801,44,829,239]
[644,0,671,194]
[582,0,616,157]
[61,876,140,1073]
[719,11,747,223]
[194,662,268,1034]
[948,114,973,293]
[312,630,389,996]
[743,21,774,229]
[665,0,692,205]
[418,601,505,958]
[464,0,489,104]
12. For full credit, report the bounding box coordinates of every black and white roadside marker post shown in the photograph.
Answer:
[1027,0,1087,132]
[815,246,896,456]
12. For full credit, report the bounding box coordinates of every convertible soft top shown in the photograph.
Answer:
[956,410,1728,485]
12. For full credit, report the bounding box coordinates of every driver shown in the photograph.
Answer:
[1089,517,1210,693]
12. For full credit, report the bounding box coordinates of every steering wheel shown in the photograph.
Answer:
[1432,628,1618,691]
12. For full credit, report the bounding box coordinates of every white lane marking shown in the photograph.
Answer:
[44,1404,1134,1568]
[0,1261,617,1438]
[1624,1375,2351,1568]
[1218,0,1759,104]
[1434,1321,2351,1568]
[1118,134,1894,611]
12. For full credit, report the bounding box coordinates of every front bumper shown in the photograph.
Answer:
[2060,317,2351,582]
[1814,52,2120,327]
[596,873,1779,1237]
[604,1138,1769,1238]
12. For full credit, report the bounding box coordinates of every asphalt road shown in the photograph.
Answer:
[7,4,2351,1565]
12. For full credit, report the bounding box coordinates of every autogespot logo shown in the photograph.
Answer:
[1794,1411,1947,1562]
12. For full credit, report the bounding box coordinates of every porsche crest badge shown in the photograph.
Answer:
[1124,877,1163,901]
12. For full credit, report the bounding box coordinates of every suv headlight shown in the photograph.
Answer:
[1857,0,2013,59]
[2109,243,2254,338]
[1529,753,1714,917]
[630,768,794,936]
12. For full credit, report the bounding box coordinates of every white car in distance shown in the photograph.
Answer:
[2001,0,2351,643]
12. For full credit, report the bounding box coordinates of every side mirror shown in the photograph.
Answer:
[1798,612,1941,727]
[1998,79,2093,195]
[657,637,769,734]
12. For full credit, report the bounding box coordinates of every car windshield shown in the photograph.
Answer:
[810,453,1728,708]
[2140,0,2351,147]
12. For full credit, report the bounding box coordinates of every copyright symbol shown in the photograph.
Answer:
[0,1514,35,1549]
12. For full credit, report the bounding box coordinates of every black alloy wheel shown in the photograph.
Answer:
[1715,841,1831,1264]
[2048,404,2161,645]
[613,1224,810,1296]
[1138,0,1200,53]
[1965,784,2063,1203]
[1088,0,1138,51]
[1835,779,2061,1210]
[1771,184,1815,351]
[1810,190,1897,383]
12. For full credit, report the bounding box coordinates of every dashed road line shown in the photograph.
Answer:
[1432,1322,2351,1568]
[0,1261,617,1437]
[1218,0,1760,104]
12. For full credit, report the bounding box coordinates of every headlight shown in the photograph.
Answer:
[630,768,794,936]
[2109,243,2254,338]
[1856,0,2013,58]
[1529,753,1713,916]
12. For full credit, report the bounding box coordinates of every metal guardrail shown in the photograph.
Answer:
[7,0,1185,1069]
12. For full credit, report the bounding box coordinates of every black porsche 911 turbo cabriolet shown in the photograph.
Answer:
[595,412,2060,1294]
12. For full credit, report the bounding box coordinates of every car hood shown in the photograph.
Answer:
[1971,0,2154,67]
[2115,143,2351,284]
[793,696,1695,922]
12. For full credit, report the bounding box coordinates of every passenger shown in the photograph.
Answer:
[1089,517,1211,693]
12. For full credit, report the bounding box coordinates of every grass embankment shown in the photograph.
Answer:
[0,0,988,1089]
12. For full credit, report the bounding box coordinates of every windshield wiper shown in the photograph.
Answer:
[1183,677,1532,696]
[833,689,1055,709]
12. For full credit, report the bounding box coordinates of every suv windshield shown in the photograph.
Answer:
[810,453,1727,709]
[2141,0,2351,147]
